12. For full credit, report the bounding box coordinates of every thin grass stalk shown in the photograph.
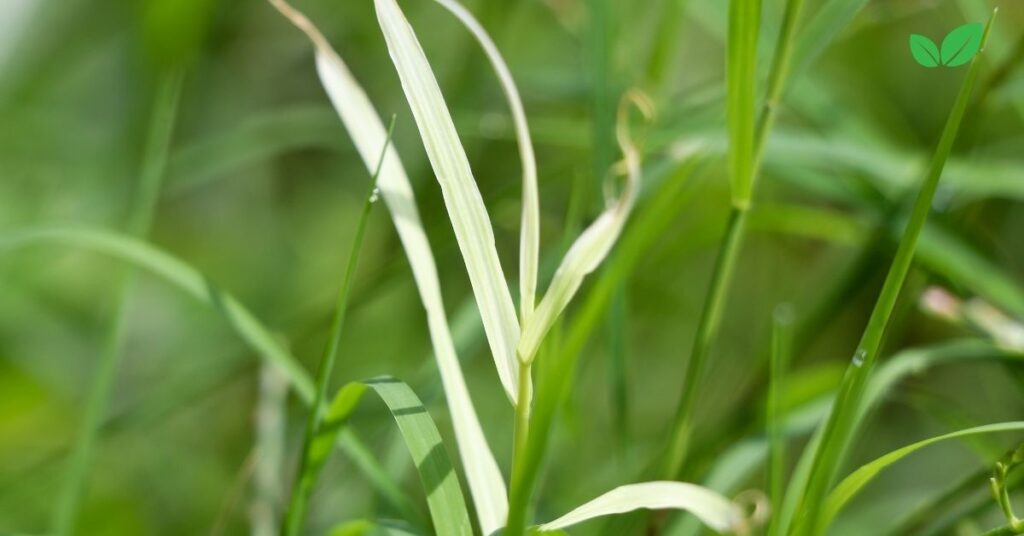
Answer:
[789,12,997,536]
[768,304,794,536]
[52,71,183,536]
[282,118,394,536]
[661,0,806,483]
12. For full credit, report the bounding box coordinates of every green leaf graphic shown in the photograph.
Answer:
[909,34,940,67]
[941,22,984,67]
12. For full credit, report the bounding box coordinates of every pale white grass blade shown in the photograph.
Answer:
[375,0,522,404]
[430,0,540,324]
[517,91,651,364]
[537,482,746,534]
[267,1,508,532]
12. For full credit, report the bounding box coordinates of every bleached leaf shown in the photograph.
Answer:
[266,1,508,532]
[429,0,540,324]
[537,481,745,533]
[517,91,651,364]
[375,0,522,403]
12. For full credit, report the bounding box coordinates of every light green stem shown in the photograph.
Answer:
[660,0,806,483]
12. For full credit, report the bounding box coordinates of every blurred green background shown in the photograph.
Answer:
[1,0,1023,534]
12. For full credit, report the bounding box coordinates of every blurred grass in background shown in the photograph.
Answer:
[1,0,1023,534]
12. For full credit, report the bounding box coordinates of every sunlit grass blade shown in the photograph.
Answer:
[516,91,651,365]
[429,0,540,323]
[725,0,760,208]
[536,482,747,534]
[374,0,522,403]
[789,12,998,535]
[307,377,473,536]
[53,71,182,536]
[267,2,509,532]
[820,422,1024,531]
[0,226,416,519]
[283,119,393,536]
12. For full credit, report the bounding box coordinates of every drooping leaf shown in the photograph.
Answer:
[909,34,941,67]
[374,0,522,403]
[267,2,509,532]
[941,22,984,67]
[536,482,746,534]
[821,422,1024,529]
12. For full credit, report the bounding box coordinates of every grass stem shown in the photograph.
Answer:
[660,0,806,485]
[281,116,395,536]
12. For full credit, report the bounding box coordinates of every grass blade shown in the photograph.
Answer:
[0,226,418,520]
[310,377,473,536]
[821,422,1024,530]
[517,92,651,365]
[505,158,706,536]
[266,2,509,531]
[789,12,998,535]
[725,0,761,208]
[429,0,540,323]
[536,482,745,534]
[52,71,182,536]
[374,0,522,403]
[282,118,393,536]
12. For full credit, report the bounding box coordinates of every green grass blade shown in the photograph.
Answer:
[52,70,183,536]
[821,422,1024,530]
[267,2,509,530]
[0,225,315,398]
[726,0,761,208]
[305,377,473,536]
[282,118,394,536]
[0,226,417,520]
[661,0,805,484]
[789,12,998,535]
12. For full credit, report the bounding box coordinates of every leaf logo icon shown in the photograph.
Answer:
[909,34,941,67]
[910,22,984,68]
